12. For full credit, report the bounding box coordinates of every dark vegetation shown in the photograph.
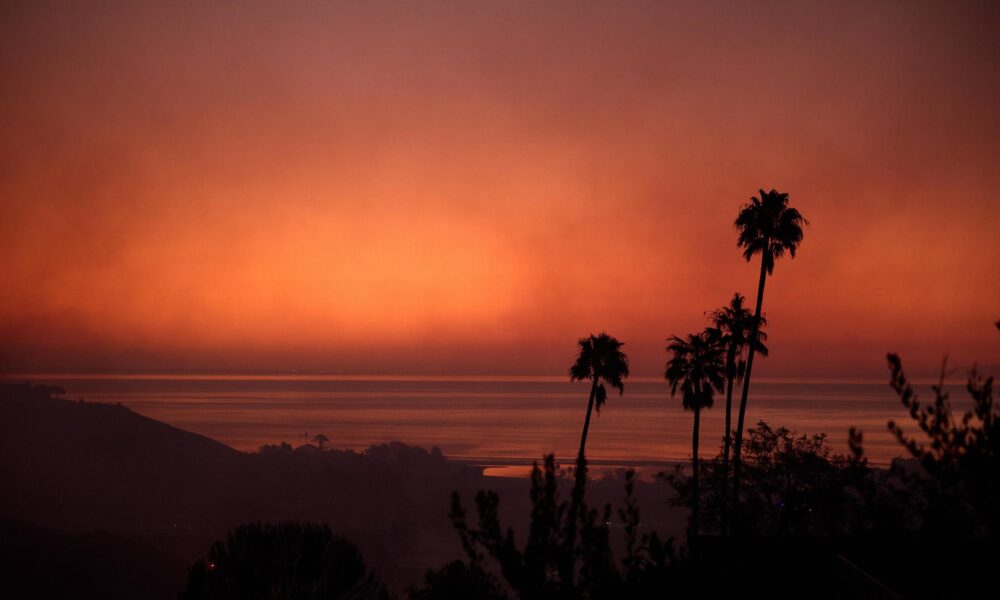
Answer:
[413,322,998,598]
[179,522,391,600]
[665,421,879,538]
[408,456,684,600]
[884,350,998,538]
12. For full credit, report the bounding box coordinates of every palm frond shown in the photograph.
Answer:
[664,330,725,412]
[734,188,807,273]
[595,383,608,412]
[570,331,629,405]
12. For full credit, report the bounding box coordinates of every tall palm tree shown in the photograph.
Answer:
[665,330,725,539]
[731,188,807,532]
[707,293,768,535]
[570,332,630,461]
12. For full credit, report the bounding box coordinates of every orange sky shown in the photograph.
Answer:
[1,1,998,378]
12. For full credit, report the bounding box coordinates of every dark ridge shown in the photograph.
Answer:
[0,382,244,534]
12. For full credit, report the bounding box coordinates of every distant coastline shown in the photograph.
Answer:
[1,374,924,467]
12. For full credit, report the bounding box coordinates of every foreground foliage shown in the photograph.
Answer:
[180,521,391,600]
[667,421,912,537]
[885,348,998,538]
[409,456,683,600]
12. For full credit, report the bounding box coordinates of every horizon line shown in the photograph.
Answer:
[0,371,965,386]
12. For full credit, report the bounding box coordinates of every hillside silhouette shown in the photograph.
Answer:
[1,383,243,533]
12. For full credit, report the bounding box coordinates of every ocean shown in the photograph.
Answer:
[5,374,954,473]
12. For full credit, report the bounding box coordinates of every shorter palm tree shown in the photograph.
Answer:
[707,293,768,535]
[570,332,630,462]
[666,330,725,539]
[566,332,628,589]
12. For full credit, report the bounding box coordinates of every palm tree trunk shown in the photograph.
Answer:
[691,404,701,541]
[565,377,598,592]
[732,254,768,534]
[578,378,598,461]
[720,344,736,536]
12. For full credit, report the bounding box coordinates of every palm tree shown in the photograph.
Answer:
[707,293,768,535]
[731,188,807,532]
[312,433,329,450]
[565,332,628,589]
[665,330,725,539]
[569,332,630,462]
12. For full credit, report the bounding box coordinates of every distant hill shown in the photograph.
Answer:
[0,382,244,534]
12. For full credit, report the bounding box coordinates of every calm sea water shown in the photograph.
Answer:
[6,374,957,470]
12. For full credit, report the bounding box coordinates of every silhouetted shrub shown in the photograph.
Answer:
[667,421,911,536]
[407,560,507,600]
[410,455,682,600]
[179,521,391,600]
[884,349,998,537]
[257,441,294,455]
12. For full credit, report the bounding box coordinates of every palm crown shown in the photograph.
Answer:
[708,292,769,380]
[569,332,629,412]
[665,331,725,411]
[735,189,808,274]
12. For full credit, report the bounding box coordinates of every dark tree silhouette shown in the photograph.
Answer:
[408,560,507,600]
[665,330,725,539]
[885,350,998,537]
[668,421,885,537]
[425,455,680,600]
[731,188,807,533]
[312,433,330,450]
[179,521,390,600]
[706,292,767,535]
[569,332,630,462]
[567,332,629,584]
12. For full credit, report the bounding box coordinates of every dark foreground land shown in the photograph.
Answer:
[3,381,998,599]
[0,383,682,598]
